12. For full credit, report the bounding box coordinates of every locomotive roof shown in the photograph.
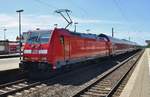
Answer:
[28,29,53,32]
[27,29,136,45]
[99,34,137,45]
[70,31,99,39]
[27,29,99,39]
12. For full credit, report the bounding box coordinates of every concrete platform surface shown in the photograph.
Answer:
[0,53,19,56]
[0,58,19,71]
[120,48,150,97]
[0,53,20,58]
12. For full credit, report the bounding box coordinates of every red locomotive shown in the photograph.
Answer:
[19,28,137,73]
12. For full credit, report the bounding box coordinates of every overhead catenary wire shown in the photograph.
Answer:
[113,0,129,21]
[31,0,60,28]
[68,0,89,17]
[112,0,133,40]
[33,0,57,9]
[112,0,145,42]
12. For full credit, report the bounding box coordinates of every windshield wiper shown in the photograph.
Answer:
[28,36,39,43]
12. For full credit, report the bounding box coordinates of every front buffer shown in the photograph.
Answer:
[19,61,58,79]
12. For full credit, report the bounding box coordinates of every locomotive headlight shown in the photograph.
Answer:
[24,50,31,54]
[23,57,30,60]
[41,57,47,61]
[39,50,48,54]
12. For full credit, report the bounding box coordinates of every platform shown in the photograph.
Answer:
[0,58,19,71]
[0,53,20,58]
[120,48,150,97]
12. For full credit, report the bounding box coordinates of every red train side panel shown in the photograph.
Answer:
[50,29,109,69]
[20,28,109,71]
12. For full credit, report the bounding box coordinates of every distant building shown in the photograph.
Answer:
[145,40,150,46]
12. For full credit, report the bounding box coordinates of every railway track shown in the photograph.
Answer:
[0,79,43,97]
[0,50,142,97]
[72,50,143,97]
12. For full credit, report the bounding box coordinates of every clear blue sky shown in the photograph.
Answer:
[0,0,149,45]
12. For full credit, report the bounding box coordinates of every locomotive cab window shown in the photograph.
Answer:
[27,31,52,44]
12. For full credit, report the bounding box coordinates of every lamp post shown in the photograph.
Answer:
[112,27,114,37]
[54,24,58,28]
[86,29,90,33]
[3,28,7,40]
[16,9,24,60]
[74,22,78,32]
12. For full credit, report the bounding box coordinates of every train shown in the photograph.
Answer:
[0,40,20,54]
[19,28,138,74]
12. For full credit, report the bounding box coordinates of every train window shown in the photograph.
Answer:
[60,35,64,44]
[39,32,51,43]
[27,31,51,44]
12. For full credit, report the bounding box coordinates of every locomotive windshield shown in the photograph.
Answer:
[27,31,51,44]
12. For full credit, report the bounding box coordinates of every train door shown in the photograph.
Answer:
[106,42,111,56]
[60,35,70,63]
[64,37,70,62]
